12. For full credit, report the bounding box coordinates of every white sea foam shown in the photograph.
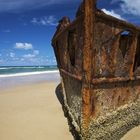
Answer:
[0,66,45,70]
[0,68,12,70]
[0,70,59,78]
[11,66,45,69]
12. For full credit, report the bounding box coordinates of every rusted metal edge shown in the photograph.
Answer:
[60,69,82,81]
[60,68,140,85]
[81,0,95,128]
[96,11,140,32]
[92,76,140,84]
[52,15,83,43]
[52,10,140,44]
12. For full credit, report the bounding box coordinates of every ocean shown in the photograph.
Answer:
[0,65,60,90]
[0,66,58,77]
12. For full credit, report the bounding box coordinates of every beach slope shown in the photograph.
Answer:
[0,82,73,140]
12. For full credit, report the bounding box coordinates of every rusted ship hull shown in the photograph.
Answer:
[52,0,140,139]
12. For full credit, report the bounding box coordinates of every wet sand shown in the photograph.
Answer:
[0,82,73,140]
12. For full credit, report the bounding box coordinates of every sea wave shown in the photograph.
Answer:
[11,66,45,69]
[0,66,45,69]
[0,68,12,70]
[0,70,59,78]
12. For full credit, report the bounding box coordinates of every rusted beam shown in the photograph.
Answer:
[92,77,132,85]
[52,11,140,44]
[60,68,140,85]
[52,16,84,43]
[96,11,140,32]
[82,0,96,129]
[60,69,82,81]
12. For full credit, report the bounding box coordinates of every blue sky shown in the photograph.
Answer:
[0,0,140,66]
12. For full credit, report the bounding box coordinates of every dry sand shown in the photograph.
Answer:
[0,82,73,140]
[121,126,140,140]
[0,81,140,140]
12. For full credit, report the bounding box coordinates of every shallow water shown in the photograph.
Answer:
[0,72,60,90]
[0,66,58,75]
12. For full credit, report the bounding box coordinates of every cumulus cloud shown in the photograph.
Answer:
[102,8,124,20]
[12,57,19,61]
[33,50,39,55]
[23,50,39,59]
[14,42,39,60]
[15,43,33,50]
[10,52,15,58]
[0,59,3,63]
[0,0,79,12]
[23,54,36,59]
[111,0,140,16]
[120,0,140,16]
[31,16,57,26]
[20,58,24,61]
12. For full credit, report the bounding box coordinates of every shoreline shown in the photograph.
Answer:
[0,70,59,78]
[0,71,60,91]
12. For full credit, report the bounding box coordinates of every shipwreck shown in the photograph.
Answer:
[52,0,140,139]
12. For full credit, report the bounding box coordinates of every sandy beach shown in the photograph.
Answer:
[0,72,73,140]
[121,126,140,140]
[0,72,140,140]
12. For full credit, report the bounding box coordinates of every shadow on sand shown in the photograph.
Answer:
[55,83,81,140]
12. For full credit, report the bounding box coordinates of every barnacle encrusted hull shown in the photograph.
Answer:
[58,79,140,140]
[52,0,140,139]
[84,99,140,140]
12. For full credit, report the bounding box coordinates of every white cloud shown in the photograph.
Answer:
[31,16,57,26]
[15,43,33,50]
[102,8,124,20]
[23,54,36,59]
[111,0,140,16]
[0,0,79,13]
[52,59,56,63]
[23,50,39,59]
[120,0,140,16]
[10,52,15,58]
[14,42,39,60]
[0,59,3,63]
[20,58,25,61]
[12,57,19,61]
[33,50,39,55]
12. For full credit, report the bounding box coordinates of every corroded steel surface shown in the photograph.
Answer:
[52,0,140,139]
[81,0,95,129]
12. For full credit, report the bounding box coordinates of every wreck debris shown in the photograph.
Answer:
[52,0,140,139]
